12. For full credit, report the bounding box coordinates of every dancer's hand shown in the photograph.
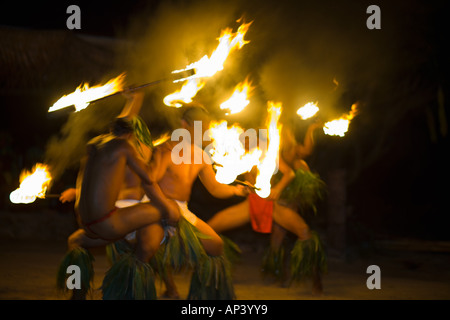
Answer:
[59,188,76,203]
[267,186,282,201]
[165,200,181,226]
[233,184,250,197]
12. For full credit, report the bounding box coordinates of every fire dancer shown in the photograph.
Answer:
[263,118,327,295]
[149,104,249,299]
[205,118,326,295]
[56,93,180,300]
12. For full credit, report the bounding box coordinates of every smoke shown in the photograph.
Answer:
[44,96,123,182]
[119,0,399,127]
[44,0,434,182]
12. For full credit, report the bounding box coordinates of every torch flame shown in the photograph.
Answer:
[323,103,359,137]
[48,73,126,113]
[208,121,262,185]
[255,102,282,198]
[9,163,52,204]
[152,132,171,147]
[164,20,252,107]
[163,79,206,108]
[296,102,319,120]
[220,78,253,115]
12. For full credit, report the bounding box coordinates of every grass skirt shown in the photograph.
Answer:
[274,169,326,214]
[188,255,235,300]
[162,216,208,271]
[261,245,285,280]
[56,247,95,296]
[220,234,241,264]
[290,231,327,283]
[102,253,157,300]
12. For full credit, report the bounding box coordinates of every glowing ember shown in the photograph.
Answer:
[220,78,253,115]
[323,103,359,137]
[208,121,261,185]
[296,102,319,120]
[164,20,252,107]
[152,132,171,147]
[48,73,126,112]
[255,102,282,198]
[10,163,52,204]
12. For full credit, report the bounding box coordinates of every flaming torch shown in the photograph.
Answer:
[9,163,52,204]
[220,78,253,115]
[164,20,252,107]
[323,103,359,137]
[208,121,261,185]
[296,102,319,120]
[48,73,126,113]
[254,102,283,198]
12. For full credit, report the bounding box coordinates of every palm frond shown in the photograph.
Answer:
[102,253,156,300]
[56,247,95,294]
[188,255,235,300]
[290,231,327,283]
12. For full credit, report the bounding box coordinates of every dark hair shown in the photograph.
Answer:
[110,117,134,136]
[180,103,210,126]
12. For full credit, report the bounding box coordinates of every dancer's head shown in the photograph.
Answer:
[110,117,134,138]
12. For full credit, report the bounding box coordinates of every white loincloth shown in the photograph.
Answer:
[115,197,175,244]
[115,199,140,241]
[115,199,141,208]
[174,200,198,226]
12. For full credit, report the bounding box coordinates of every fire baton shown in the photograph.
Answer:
[44,194,61,198]
[87,68,196,105]
[234,179,260,191]
[212,163,260,191]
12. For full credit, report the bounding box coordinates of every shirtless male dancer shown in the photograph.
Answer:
[57,100,180,299]
[149,104,249,299]
[206,118,326,295]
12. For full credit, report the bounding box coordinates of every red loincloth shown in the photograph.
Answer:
[248,193,274,233]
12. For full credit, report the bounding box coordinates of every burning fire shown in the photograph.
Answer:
[152,132,171,147]
[220,78,253,115]
[208,121,261,184]
[163,78,206,108]
[164,20,252,107]
[255,102,282,198]
[48,73,126,112]
[296,102,319,120]
[323,103,359,137]
[10,163,52,204]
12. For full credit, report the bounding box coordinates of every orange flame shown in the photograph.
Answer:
[208,121,261,185]
[296,102,319,120]
[255,102,282,198]
[49,73,126,112]
[323,103,359,137]
[152,132,171,147]
[9,163,52,204]
[164,20,252,107]
[220,78,253,115]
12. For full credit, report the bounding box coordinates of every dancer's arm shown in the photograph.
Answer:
[199,162,249,199]
[297,120,322,159]
[125,142,180,225]
[117,90,145,119]
[59,188,76,203]
[267,157,295,201]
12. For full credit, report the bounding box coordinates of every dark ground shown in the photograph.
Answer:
[0,210,449,300]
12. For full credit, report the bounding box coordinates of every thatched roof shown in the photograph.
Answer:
[0,26,129,93]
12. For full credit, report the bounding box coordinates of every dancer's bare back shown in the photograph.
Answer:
[75,134,152,223]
